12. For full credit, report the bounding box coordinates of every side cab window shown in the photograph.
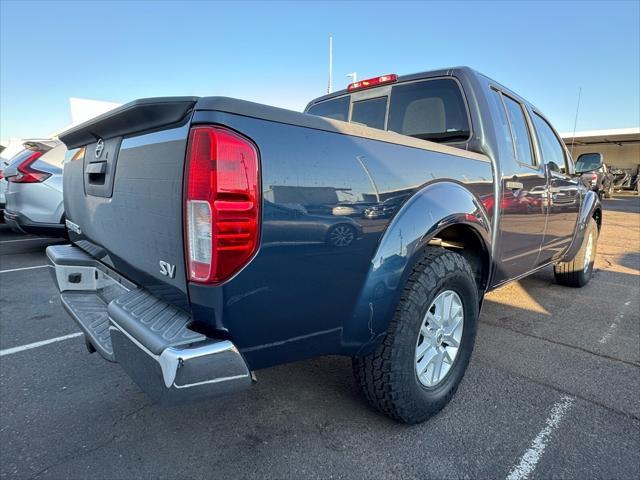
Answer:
[501,95,536,167]
[530,112,571,175]
[489,88,540,178]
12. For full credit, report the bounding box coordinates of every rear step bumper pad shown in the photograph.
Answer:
[46,244,252,405]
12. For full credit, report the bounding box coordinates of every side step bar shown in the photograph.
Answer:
[46,244,252,405]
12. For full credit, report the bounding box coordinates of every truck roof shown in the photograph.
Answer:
[307,66,478,106]
[305,66,538,114]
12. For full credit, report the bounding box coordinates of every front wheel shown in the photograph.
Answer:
[554,218,598,287]
[353,248,479,424]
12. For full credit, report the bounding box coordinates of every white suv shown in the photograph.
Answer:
[3,139,67,236]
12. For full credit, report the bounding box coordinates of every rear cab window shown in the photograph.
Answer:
[306,96,349,121]
[306,77,470,145]
[388,79,469,142]
[351,97,387,129]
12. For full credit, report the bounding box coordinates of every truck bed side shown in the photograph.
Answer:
[190,99,494,367]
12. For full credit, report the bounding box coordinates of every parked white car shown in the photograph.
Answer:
[3,139,67,236]
[0,159,9,217]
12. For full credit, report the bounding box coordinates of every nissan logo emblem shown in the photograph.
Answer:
[95,139,105,158]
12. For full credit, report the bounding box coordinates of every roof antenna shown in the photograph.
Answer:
[570,86,582,158]
[327,35,333,94]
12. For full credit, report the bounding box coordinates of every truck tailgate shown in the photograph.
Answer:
[60,98,198,307]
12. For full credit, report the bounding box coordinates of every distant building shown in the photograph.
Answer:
[562,128,640,169]
[50,98,122,138]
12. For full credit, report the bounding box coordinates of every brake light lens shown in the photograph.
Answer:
[184,126,260,284]
[347,74,397,92]
[481,195,494,213]
[8,151,50,183]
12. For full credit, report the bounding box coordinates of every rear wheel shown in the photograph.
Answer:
[353,247,479,424]
[554,218,598,287]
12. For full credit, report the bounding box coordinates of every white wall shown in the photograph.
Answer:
[569,143,640,169]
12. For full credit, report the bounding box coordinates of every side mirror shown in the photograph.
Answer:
[575,152,603,174]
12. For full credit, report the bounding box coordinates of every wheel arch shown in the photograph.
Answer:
[562,189,602,263]
[341,181,492,356]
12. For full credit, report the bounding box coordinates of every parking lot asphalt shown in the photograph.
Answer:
[1,195,638,480]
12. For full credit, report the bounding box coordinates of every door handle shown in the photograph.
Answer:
[85,161,106,174]
[506,181,523,190]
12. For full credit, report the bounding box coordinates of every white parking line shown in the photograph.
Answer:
[0,265,48,274]
[506,395,575,480]
[0,332,83,357]
[599,301,631,344]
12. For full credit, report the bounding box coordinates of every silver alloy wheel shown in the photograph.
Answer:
[415,290,464,387]
[329,225,355,247]
[583,232,594,273]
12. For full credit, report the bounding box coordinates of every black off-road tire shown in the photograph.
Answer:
[553,218,598,288]
[352,247,479,424]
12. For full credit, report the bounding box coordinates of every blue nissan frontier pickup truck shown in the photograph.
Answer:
[48,67,603,424]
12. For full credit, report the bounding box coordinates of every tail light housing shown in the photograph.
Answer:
[184,126,260,284]
[8,151,50,183]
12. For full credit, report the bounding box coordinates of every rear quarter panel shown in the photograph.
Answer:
[189,110,494,368]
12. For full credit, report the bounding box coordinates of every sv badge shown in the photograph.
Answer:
[159,261,176,278]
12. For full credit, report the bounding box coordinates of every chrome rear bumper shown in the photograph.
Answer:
[46,244,252,405]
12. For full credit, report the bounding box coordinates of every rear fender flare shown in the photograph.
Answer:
[342,181,492,356]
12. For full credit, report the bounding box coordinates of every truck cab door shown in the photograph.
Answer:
[542,169,581,261]
[492,92,548,283]
[529,111,581,264]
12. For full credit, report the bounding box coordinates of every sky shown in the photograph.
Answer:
[1,0,639,140]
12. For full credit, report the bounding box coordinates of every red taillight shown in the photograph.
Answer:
[591,173,598,181]
[481,195,494,213]
[9,151,50,183]
[347,74,397,92]
[184,126,260,284]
